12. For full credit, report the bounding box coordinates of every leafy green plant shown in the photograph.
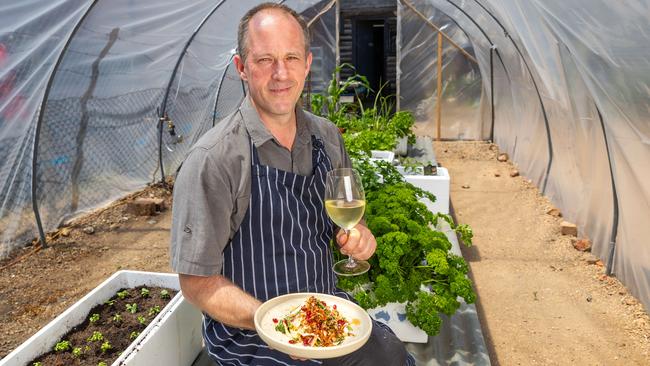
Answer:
[140,288,150,298]
[88,331,104,342]
[98,362,107,366]
[116,290,129,299]
[72,347,82,358]
[137,315,147,325]
[89,313,100,323]
[54,340,70,352]
[129,331,140,340]
[125,303,137,314]
[160,289,170,299]
[104,299,116,306]
[100,341,112,353]
[148,305,161,316]
[310,63,369,124]
[112,313,122,323]
[336,159,475,336]
[33,362,42,366]
[309,65,415,158]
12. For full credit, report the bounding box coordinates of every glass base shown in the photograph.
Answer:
[333,258,370,276]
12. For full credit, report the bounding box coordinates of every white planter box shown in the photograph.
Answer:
[367,302,427,343]
[0,270,203,366]
[401,167,450,214]
[394,137,408,156]
[370,150,395,163]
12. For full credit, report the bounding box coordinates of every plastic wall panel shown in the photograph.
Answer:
[397,0,485,140]
[162,0,335,175]
[528,0,650,310]
[0,0,93,256]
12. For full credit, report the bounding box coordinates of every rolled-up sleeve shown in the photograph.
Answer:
[170,148,234,276]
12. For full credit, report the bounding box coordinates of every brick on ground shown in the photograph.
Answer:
[127,197,165,216]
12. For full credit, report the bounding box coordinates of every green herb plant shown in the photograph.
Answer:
[100,341,112,353]
[148,305,161,316]
[309,66,415,158]
[160,289,170,299]
[89,313,100,323]
[87,331,104,342]
[140,288,150,298]
[336,159,475,336]
[125,303,137,314]
[72,347,83,358]
[137,315,147,325]
[54,340,70,352]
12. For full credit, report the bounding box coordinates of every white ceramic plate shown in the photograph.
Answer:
[254,293,372,359]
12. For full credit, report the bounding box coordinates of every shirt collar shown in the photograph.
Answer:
[240,96,311,148]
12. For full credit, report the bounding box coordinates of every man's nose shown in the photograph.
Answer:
[272,60,289,80]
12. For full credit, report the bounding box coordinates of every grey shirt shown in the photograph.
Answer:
[170,97,351,276]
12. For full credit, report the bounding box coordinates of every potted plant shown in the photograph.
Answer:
[335,160,475,342]
[396,157,450,215]
[2,270,203,366]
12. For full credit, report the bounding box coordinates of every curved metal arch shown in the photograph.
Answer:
[471,0,554,194]
[439,0,511,141]
[211,53,236,127]
[31,0,103,249]
[443,0,508,81]
[423,0,512,141]
[157,0,229,185]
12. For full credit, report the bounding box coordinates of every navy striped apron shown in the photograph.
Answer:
[203,134,351,365]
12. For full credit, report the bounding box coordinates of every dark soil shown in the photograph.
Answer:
[30,286,177,366]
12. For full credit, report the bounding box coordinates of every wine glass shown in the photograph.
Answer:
[324,168,370,276]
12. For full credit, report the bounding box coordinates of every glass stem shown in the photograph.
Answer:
[343,228,357,268]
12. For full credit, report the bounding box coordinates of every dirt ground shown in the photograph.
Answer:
[1,141,649,364]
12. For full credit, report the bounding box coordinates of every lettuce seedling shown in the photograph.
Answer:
[148,305,161,316]
[89,313,100,323]
[140,288,150,298]
[54,340,70,352]
[87,331,104,342]
[72,347,82,358]
[100,341,112,353]
[125,303,137,314]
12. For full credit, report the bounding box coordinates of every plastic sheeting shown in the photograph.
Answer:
[397,0,650,312]
[397,1,486,140]
[1,0,649,314]
[0,0,336,257]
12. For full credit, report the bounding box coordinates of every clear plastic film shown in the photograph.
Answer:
[0,0,328,257]
[0,0,95,255]
[397,0,486,140]
[1,0,649,315]
[398,0,650,311]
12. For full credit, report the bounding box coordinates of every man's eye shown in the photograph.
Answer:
[258,58,272,63]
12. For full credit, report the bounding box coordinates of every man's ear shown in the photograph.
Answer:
[233,54,247,82]
[305,51,313,79]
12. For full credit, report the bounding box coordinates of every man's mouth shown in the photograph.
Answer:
[270,85,292,93]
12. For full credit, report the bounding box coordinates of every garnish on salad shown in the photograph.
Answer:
[272,296,355,347]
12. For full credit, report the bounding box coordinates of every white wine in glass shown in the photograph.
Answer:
[324,168,370,276]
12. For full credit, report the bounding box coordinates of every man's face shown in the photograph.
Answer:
[234,9,312,122]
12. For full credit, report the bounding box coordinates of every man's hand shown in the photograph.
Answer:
[335,224,377,260]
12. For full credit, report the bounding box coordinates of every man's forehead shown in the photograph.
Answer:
[249,8,302,36]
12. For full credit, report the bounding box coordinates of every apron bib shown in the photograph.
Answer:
[203,134,350,365]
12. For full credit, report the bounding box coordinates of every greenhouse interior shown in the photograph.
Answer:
[1,0,649,365]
